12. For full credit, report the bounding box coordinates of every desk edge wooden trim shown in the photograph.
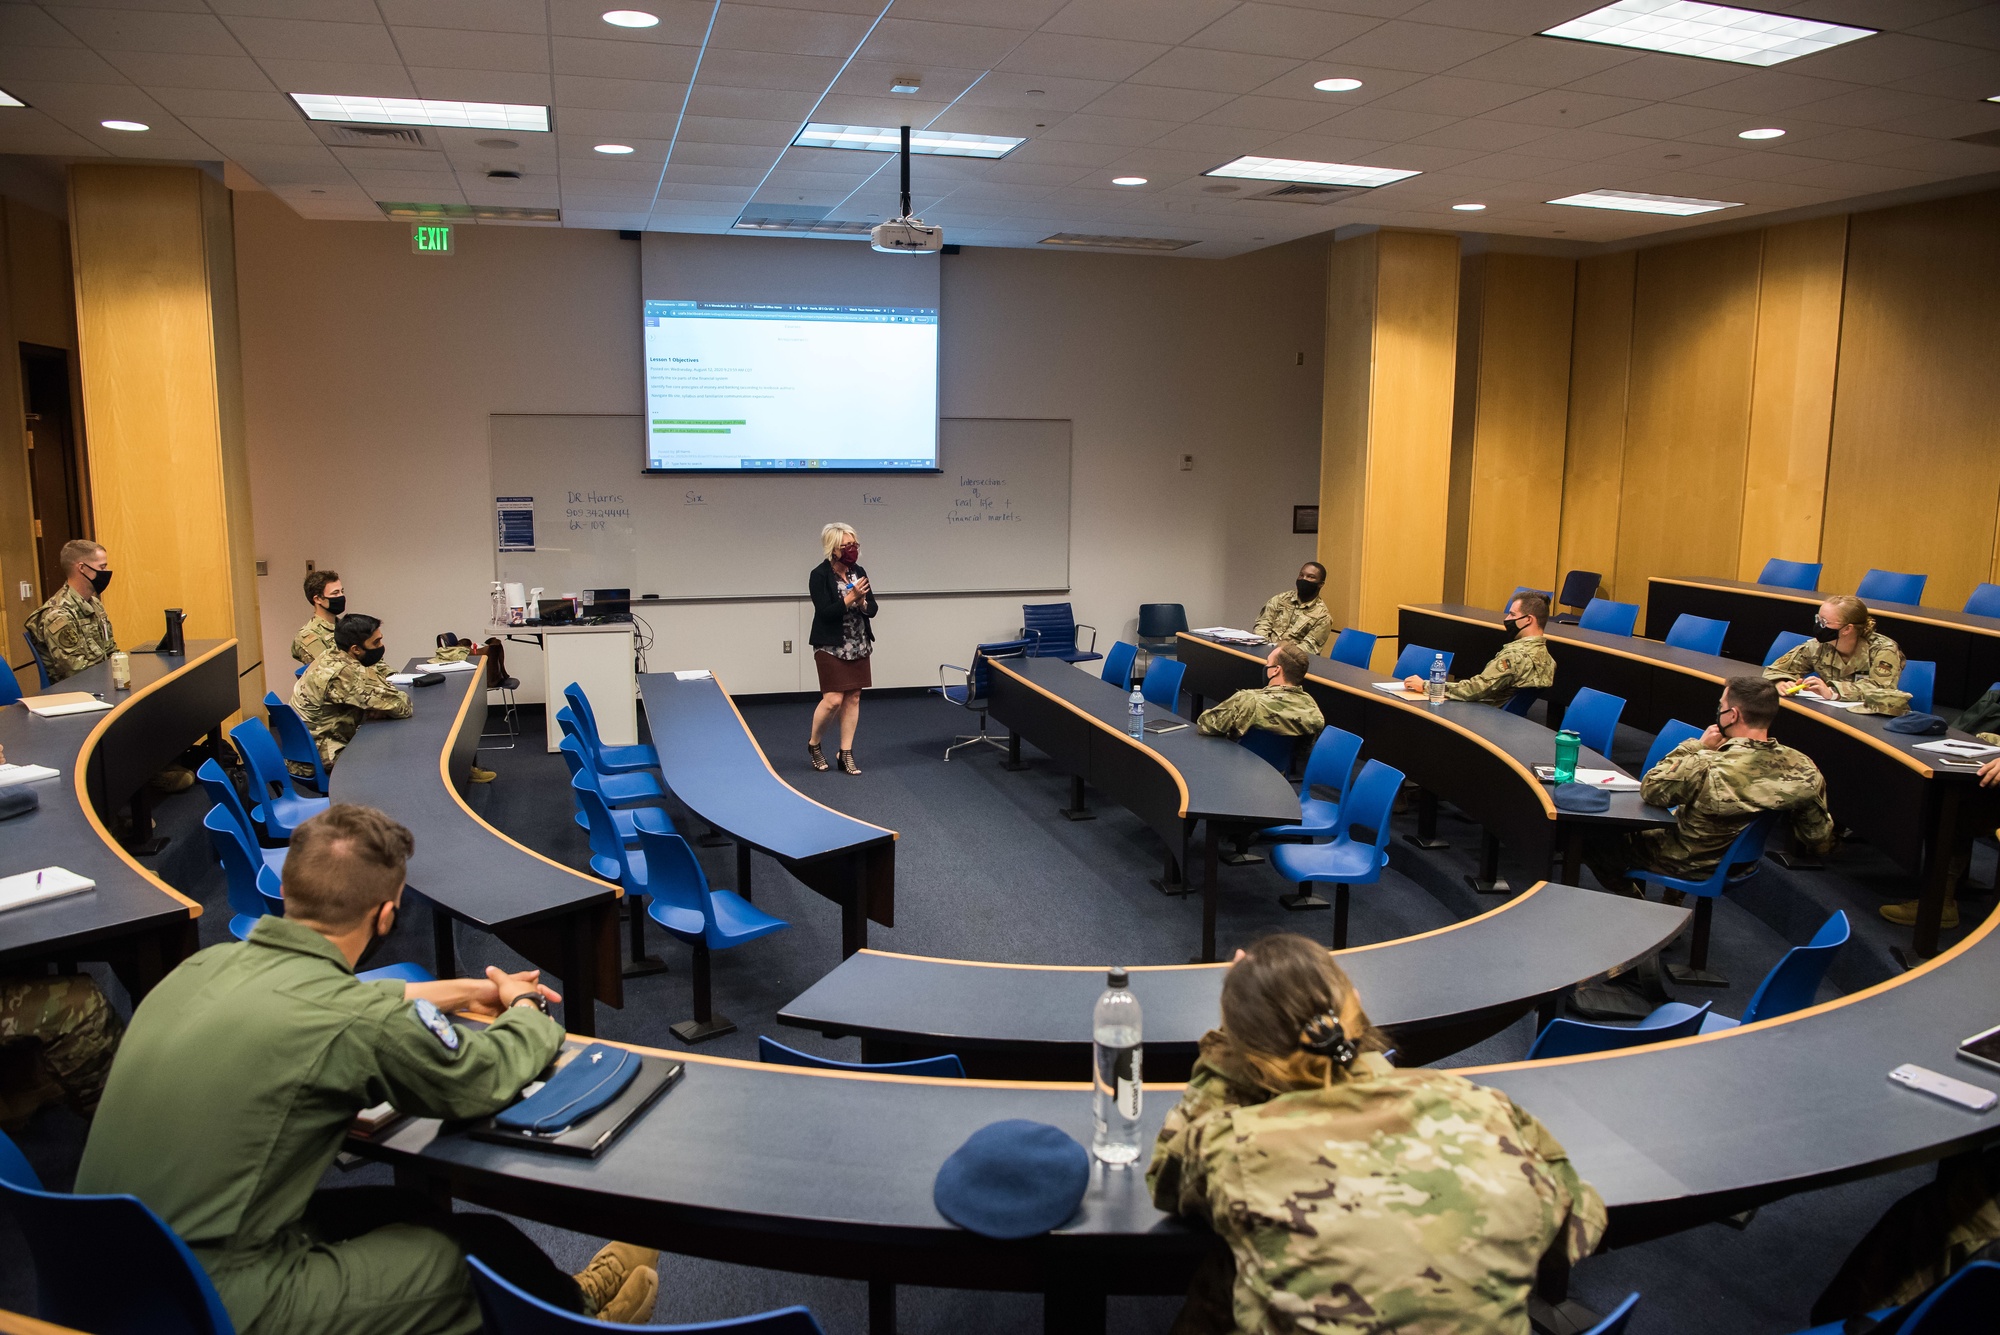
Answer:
[988,657,1193,818]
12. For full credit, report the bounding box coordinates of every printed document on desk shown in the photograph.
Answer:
[23,692,111,718]
[0,867,95,914]
[0,763,61,787]
[1193,627,1261,644]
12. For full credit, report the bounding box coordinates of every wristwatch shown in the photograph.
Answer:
[510,993,550,1016]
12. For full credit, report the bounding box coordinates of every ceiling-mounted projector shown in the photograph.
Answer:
[871,125,942,255]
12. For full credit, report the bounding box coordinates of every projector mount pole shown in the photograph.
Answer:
[899,124,912,219]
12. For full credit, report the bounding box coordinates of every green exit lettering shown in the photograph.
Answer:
[410,223,454,255]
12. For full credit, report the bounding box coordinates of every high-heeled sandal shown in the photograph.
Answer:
[807,742,829,771]
[837,749,861,776]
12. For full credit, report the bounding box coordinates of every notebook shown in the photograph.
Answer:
[0,867,96,914]
[0,763,61,788]
[23,693,111,718]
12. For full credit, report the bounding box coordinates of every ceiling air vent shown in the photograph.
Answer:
[1038,233,1194,251]
[318,123,431,149]
[1246,182,1367,203]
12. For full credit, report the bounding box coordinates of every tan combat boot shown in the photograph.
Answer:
[574,1242,660,1323]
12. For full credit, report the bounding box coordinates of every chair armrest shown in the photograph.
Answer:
[1075,623,1097,653]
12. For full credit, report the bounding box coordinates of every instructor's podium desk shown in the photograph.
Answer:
[494,621,636,753]
[779,882,1690,1080]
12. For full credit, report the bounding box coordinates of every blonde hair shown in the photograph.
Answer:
[1825,594,1874,637]
[1217,933,1389,1096]
[821,523,858,561]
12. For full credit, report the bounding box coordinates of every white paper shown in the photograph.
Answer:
[1193,627,1260,641]
[24,697,111,718]
[1373,681,1421,695]
[1571,767,1642,791]
[1916,739,2000,757]
[418,660,479,673]
[386,673,420,685]
[674,669,713,681]
[0,763,61,787]
[0,867,95,913]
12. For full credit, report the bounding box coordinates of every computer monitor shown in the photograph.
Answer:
[583,588,631,617]
[537,598,577,624]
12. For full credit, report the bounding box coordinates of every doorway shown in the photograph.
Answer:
[21,343,86,601]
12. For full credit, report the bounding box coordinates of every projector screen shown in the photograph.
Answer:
[642,299,938,472]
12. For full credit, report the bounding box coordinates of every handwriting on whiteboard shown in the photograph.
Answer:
[949,474,1021,525]
[566,489,630,532]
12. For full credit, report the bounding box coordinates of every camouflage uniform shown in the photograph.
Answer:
[0,974,125,1126]
[290,615,337,668]
[24,584,117,684]
[1763,631,1911,715]
[1584,737,1835,892]
[1444,635,1555,707]
[293,649,412,773]
[1253,593,1333,657]
[1148,1035,1606,1335]
[1197,684,1324,742]
[1813,1144,2000,1322]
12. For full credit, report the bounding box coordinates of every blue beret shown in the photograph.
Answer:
[933,1120,1090,1239]
[1553,782,1610,813]
[1884,712,1946,735]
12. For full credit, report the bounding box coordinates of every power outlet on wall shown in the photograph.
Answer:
[783,640,793,653]
[305,558,315,573]
[17,581,30,602]
[1180,454,1194,471]
[255,560,268,576]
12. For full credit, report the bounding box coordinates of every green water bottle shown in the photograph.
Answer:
[1553,729,1581,785]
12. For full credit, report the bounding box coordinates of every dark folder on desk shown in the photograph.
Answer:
[471,1051,682,1157]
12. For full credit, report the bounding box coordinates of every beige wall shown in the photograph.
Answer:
[232,194,1327,696]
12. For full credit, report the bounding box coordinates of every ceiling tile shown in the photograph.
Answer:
[697,48,845,93]
[1775,160,1936,194]
[331,144,449,171]
[0,46,128,83]
[662,163,768,186]
[1319,21,1515,74]
[388,27,549,73]
[1248,61,1427,102]
[958,71,1113,112]
[1040,111,1176,145]
[1149,120,1269,155]
[1857,138,2000,174]
[1909,6,2000,49]
[675,113,800,145]
[1675,72,1862,115]
[1000,33,1172,82]
[1782,86,1963,130]
[348,169,466,197]
[1560,52,1744,100]
[555,73,695,113]
[0,6,83,47]
[181,113,319,144]
[149,86,296,117]
[376,0,545,35]
[1784,32,1985,86]
[1200,95,1340,132]
[1080,82,1232,121]
[1398,0,1599,34]
[1371,74,1536,117]
[855,19,1025,68]
[1007,136,1125,168]
[1408,117,1550,150]
[1128,47,1302,95]
[546,0,718,45]
[828,59,985,101]
[1507,127,1657,162]
[222,16,401,64]
[1448,36,1638,86]
[807,92,951,123]
[1316,103,1459,139]
[1876,100,2000,140]
[885,0,1066,28]
[101,50,272,90]
[47,7,243,54]
[553,37,701,82]
[254,59,414,97]
[408,67,553,103]
[661,140,779,168]
[707,5,876,57]
[1183,4,1380,58]
[1586,101,1744,139]
[0,111,102,154]
[1484,87,1648,128]
[1043,0,1236,45]
[684,82,820,119]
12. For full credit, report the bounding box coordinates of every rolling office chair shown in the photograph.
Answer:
[469,1257,827,1334]
[1856,568,1926,606]
[1664,614,1730,657]
[1966,582,2000,618]
[1764,630,1811,667]
[262,692,329,795]
[1629,811,1781,988]
[1141,657,1186,713]
[1136,603,1188,653]
[640,825,790,1044]
[935,637,1031,761]
[22,631,51,690]
[1577,598,1640,637]
[1269,759,1404,944]
[1757,558,1822,591]
[1100,640,1139,690]
[1551,570,1602,624]
[757,1036,965,1078]
[1901,660,1936,717]
[1388,644,1452,680]
[0,656,19,706]
[1328,627,1376,668]
[1020,602,1101,664]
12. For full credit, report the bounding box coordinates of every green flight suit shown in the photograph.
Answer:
[76,917,564,1335]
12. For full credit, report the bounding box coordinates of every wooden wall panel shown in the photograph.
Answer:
[1442,253,1485,604]
[1737,215,1846,581]
[6,198,76,348]
[1822,191,2000,609]
[1615,231,1763,612]
[0,205,33,661]
[1317,232,1376,633]
[1556,251,1634,607]
[1458,253,1576,610]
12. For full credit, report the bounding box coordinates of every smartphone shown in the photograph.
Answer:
[1889,1063,1998,1112]
[1959,1022,2000,1076]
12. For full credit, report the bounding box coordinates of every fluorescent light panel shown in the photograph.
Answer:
[1543,0,1874,67]
[292,94,548,132]
[1205,156,1419,188]
[792,123,1022,158]
[1039,233,1194,251]
[1548,189,1741,216]
[0,88,25,108]
[376,201,560,221]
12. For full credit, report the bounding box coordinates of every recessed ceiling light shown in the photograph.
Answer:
[1025,89,1045,96]
[889,78,921,94]
[0,88,25,108]
[1549,189,1742,216]
[290,94,548,132]
[1205,155,1419,188]
[1111,176,1147,186]
[1452,203,1487,211]
[101,119,149,131]
[1542,0,1874,67]
[476,137,519,150]
[793,123,1022,158]
[601,10,659,27]
[594,143,635,154]
[1737,126,1785,139]
[1313,78,1363,93]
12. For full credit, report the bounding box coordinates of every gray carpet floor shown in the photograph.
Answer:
[5,678,1993,1333]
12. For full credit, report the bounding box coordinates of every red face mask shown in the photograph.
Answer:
[838,543,859,564]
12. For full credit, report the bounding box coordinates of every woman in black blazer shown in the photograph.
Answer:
[807,522,878,774]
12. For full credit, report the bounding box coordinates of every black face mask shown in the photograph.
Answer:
[1502,615,1526,642]
[86,567,112,596]
[322,594,346,617]
[358,644,386,667]
[1812,620,1840,643]
[1716,705,1735,736]
[355,903,395,971]
[1295,579,1322,603]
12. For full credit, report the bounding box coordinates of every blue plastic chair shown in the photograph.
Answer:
[1586,1293,1640,1335]
[1630,810,1780,988]
[554,705,656,781]
[1902,660,1936,717]
[936,637,1032,761]
[1757,558,1822,591]
[559,726,664,806]
[1141,656,1186,712]
[1764,630,1811,667]
[1136,603,1188,651]
[1329,628,1376,668]
[1643,720,1705,775]
[1100,640,1139,690]
[1578,598,1640,637]
[558,735,666,843]
[229,718,330,840]
[205,806,285,939]
[0,655,20,706]
[758,1036,965,1078]
[1238,727,1296,774]
[641,825,790,1044]
[294,663,306,678]
[469,1255,825,1334]
[1665,614,1729,657]
[1857,568,1926,606]
[1389,644,1451,680]
[572,779,658,886]
[1560,687,1626,759]
[1692,911,1849,1034]
[262,692,328,794]
[22,630,51,690]
[1966,583,2000,619]
[1500,687,1543,718]
[0,1129,236,1335]
[1527,1000,1714,1060]
[562,683,660,772]
[1021,602,1100,664]
[195,759,286,877]
[1269,759,1404,946]
[1259,726,1364,842]
[1790,1261,2000,1335]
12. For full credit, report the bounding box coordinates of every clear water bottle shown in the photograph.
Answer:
[1128,685,1146,739]
[1092,967,1143,1166]
[1426,653,1448,707]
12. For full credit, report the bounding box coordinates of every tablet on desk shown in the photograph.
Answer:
[1959,1022,2000,1076]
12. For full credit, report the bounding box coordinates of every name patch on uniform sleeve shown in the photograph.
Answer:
[413,998,459,1052]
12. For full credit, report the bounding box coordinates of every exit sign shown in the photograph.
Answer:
[411,223,454,255]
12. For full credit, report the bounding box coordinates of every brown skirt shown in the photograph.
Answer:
[815,650,872,692]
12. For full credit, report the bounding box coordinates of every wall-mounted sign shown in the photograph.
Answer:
[411,222,454,256]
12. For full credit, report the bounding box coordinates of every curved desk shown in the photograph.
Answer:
[1644,575,2000,712]
[638,672,895,957]
[777,882,1690,1079]
[0,641,234,998]
[986,655,1301,962]
[332,665,621,1034]
[1400,603,2000,958]
[1175,632,1673,892]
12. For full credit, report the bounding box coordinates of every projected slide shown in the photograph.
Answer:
[642,300,938,471]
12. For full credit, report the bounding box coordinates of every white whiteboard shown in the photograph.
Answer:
[490,415,1071,600]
